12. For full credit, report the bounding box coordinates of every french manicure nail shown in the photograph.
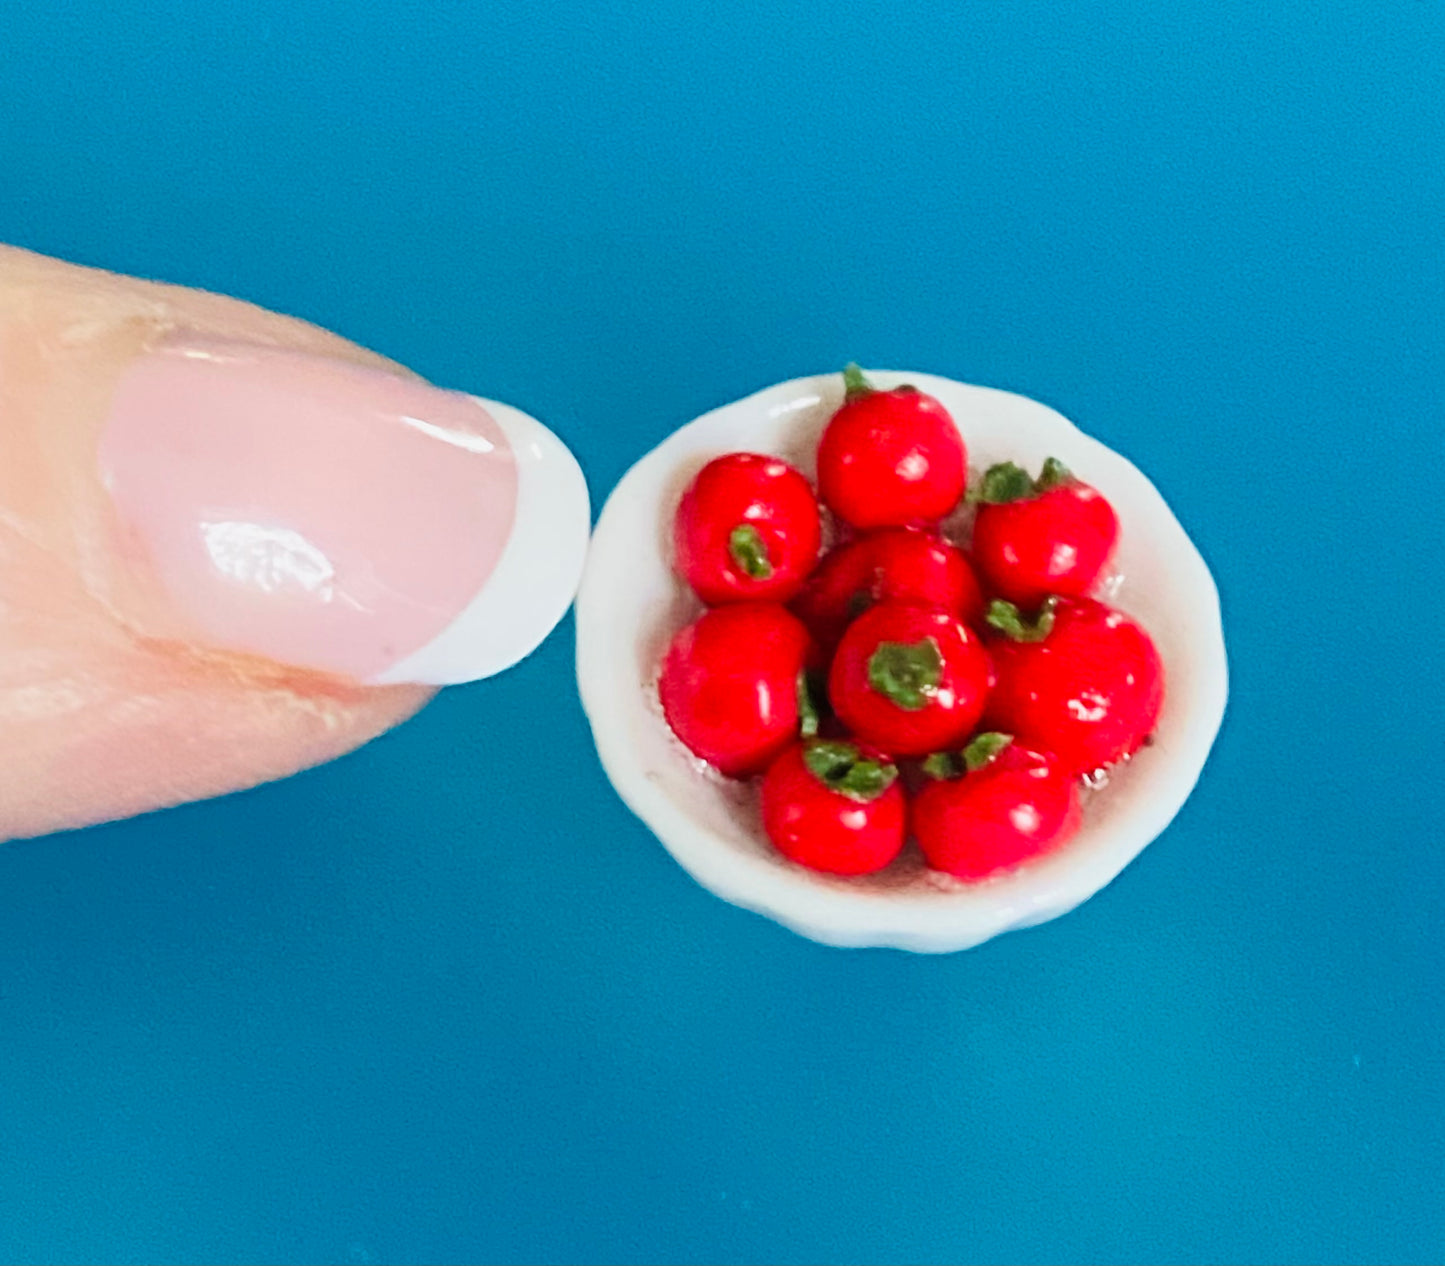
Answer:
[99,336,589,684]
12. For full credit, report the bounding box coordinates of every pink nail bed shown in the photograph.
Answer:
[99,337,590,684]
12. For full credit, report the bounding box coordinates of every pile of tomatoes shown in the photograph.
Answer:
[658,367,1164,881]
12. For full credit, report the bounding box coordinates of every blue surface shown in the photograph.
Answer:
[2,3,1442,1263]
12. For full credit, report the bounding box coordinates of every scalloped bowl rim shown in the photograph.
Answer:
[575,371,1228,952]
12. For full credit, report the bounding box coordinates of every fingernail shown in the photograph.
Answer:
[99,336,589,684]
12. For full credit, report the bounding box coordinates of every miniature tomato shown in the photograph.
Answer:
[791,528,984,653]
[659,603,815,778]
[983,596,1164,778]
[828,602,993,758]
[816,365,967,529]
[912,733,1082,880]
[761,740,906,875]
[673,452,822,604]
[971,458,1120,608]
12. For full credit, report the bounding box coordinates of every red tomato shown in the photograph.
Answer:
[984,596,1164,778]
[828,602,994,758]
[673,452,822,604]
[912,734,1082,880]
[761,740,906,875]
[972,458,1120,608]
[790,528,985,653]
[816,366,967,529]
[659,604,815,778]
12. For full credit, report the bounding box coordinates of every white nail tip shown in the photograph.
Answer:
[371,398,590,686]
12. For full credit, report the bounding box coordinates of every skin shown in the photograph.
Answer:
[0,243,431,842]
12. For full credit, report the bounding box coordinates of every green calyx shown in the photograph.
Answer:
[844,363,917,401]
[802,740,899,803]
[985,596,1059,643]
[977,462,1034,504]
[922,732,1014,780]
[867,636,943,710]
[964,731,1013,770]
[797,670,820,738]
[728,523,773,580]
[976,456,1074,505]
[842,363,874,400]
[920,751,963,780]
[1036,456,1072,492]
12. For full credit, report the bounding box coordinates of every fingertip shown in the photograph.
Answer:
[370,397,591,686]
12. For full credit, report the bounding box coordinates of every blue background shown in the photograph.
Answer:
[2,2,1441,1263]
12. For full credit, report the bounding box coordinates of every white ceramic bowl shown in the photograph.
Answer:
[575,371,1227,952]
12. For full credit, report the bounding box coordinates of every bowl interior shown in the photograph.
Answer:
[575,371,1227,952]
